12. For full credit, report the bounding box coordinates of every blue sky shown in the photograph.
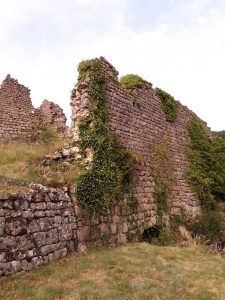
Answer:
[0,0,225,130]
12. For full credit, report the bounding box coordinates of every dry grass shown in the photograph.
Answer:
[0,243,225,300]
[0,140,81,189]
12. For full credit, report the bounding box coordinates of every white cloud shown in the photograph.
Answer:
[0,0,225,130]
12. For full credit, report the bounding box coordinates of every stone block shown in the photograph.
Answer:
[4,217,27,236]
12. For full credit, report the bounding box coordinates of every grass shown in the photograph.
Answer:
[0,140,81,190]
[0,243,225,300]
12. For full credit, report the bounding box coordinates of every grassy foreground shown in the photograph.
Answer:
[0,243,225,300]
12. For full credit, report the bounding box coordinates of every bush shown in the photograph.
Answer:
[187,117,225,209]
[158,228,175,246]
[119,74,150,90]
[190,211,224,241]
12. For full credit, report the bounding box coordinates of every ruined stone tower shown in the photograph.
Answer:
[0,75,33,140]
[0,75,67,140]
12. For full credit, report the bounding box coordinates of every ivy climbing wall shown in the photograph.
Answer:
[71,57,210,227]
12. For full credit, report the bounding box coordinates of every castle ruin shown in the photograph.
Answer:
[0,75,67,140]
[0,57,214,276]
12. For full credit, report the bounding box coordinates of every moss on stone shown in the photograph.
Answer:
[119,74,151,90]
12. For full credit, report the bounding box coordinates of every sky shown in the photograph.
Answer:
[0,0,225,130]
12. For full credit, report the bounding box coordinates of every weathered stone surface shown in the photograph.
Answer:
[0,58,211,278]
[33,99,67,134]
[4,217,27,236]
[0,76,67,141]
[0,184,77,276]
[0,217,5,236]
[0,75,33,140]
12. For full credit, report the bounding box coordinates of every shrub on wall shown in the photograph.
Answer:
[76,59,137,215]
[119,74,150,90]
[155,88,178,122]
[186,117,225,210]
[119,74,151,108]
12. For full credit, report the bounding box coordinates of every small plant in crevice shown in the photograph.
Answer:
[119,74,152,108]
[76,59,137,216]
[155,88,178,122]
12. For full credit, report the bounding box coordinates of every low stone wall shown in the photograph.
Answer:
[0,183,157,276]
[0,184,77,276]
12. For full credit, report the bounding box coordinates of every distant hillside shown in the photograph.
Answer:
[213,130,225,139]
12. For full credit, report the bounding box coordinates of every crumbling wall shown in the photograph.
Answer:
[0,58,212,277]
[33,100,67,133]
[0,75,33,140]
[70,57,203,223]
[0,76,67,141]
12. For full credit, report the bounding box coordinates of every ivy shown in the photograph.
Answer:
[150,139,176,221]
[155,88,178,122]
[76,60,136,215]
[77,60,91,82]
[186,117,225,210]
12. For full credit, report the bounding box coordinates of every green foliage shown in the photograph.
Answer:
[155,88,178,122]
[150,139,176,217]
[158,228,175,246]
[39,128,58,143]
[76,60,136,215]
[187,117,225,210]
[170,210,189,230]
[213,130,225,140]
[77,59,91,82]
[190,211,224,241]
[119,74,149,89]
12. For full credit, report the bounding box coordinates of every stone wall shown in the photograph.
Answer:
[70,57,204,223]
[0,183,156,276]
[0,75,33,140]
[0,57,212,276]
[33,99,67,133]
[0,184,77,276]
[0,76,67,141]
